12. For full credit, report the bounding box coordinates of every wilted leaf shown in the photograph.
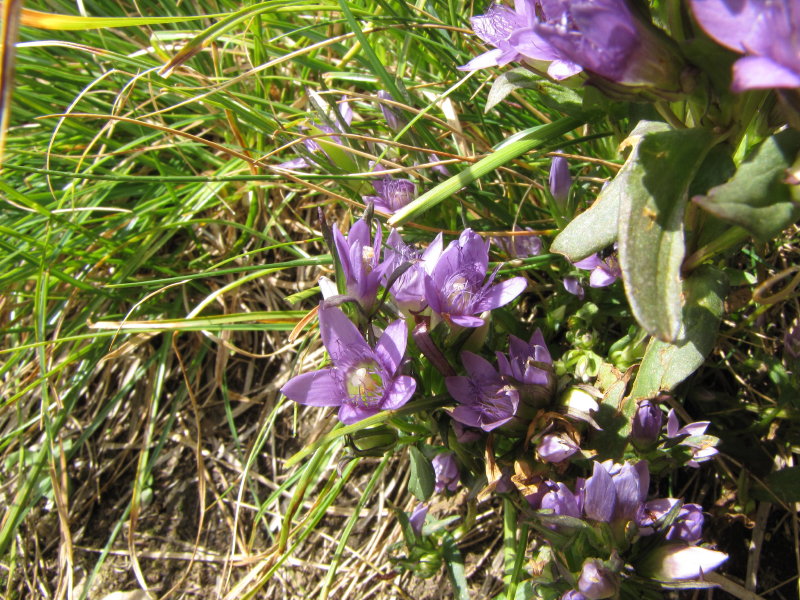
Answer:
[693,129,800,240]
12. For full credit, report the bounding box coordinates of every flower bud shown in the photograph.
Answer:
[432,452,460,494]
[346,426,399,457]
[549,153,571,207]
[577,559,618,599]
[637,543,727,581]
[630,400,663,447]
[408,503,428,536]
[538,433,580,463]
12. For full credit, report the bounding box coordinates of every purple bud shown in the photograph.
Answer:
[563,276,585,299]
[577,559,618,599]
[377,90,405,131]
[446,352,520,431]
[541,482,581,518]
[549,153,571,206]
[631,400,663,446]
[538,433,580,463]
[408,503,428,535]
[666,503,705,543]
[432,452,460,494]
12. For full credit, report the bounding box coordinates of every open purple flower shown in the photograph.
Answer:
[666,410,719,467]
[541,481,581,517]
[333,217,386,311]
[573,252,621,288]
[691,0,800,91]
[432,452,460,493]
[446,351,520,431]
[640,498,705,543]
[583,460,649,523]
[424,229,527,327]
[496,329,553,386]
[280,305,416,424]
[364,177,417,214]
[458,0,582,79]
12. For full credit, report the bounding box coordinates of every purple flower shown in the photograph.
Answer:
[424,229,527,327]
[666,409,719,467]
[537,433,580,463]
[408,503,429,535]
[519,0,683,90]
[563,275,585,299]
[383,230,444,313]
[583,460,649,523]
[631,400,663,447]
[364,177,417,214]
[496,329,553,386]
[333,218,386,311]
[432,452,460,493]
[561,591,587,600]
[691,0,800,91]
[638,543,728,581]
[458,1,582,79]
[377,90,405,131]
[573,252,621,288]
[577,559,618,599]
[280,305,416,424]
[549,153,571,206]
[493,226,543,259]
[446,351,520,431]
[453,420,483,443]
[641,498,705,543]
[541,481,582,517]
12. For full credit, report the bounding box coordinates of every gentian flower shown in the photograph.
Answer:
[382,230,444,313]
[432,452,460,493]
[364,177,417,214]
[640,498,705,543]
[493,226,543,258]
[538,433,580,463]
[563,275,585,299]
[638,543,728,581]
[458,0,582,79]
[561,591,587,600]
[666,409,719,467]
[577,559,618,599]
[630,399,663,447]
[573,252,621,288]
[377,90,405,131]
[549,152,571,207]
[280,305,416,424]
[517,0,684,91]
[541,481,582,517]
[446,351,520,431]
[583,460,649,523]
[496,329,553,386]
[691,0,800,91]
[424,229,527,327]
[409,503,429,535]
[333,217,386,311]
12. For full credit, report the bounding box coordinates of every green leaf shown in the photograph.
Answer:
[693,129,800,240]
[630,265,727,399]
[442,532,470,600]
[551,121,670,262]
[754,466,800,503]
[408,445,435,501]
[484,68,539,113]
[617,123,715,342]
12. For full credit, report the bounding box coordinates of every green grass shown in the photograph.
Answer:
[3,1,799,599]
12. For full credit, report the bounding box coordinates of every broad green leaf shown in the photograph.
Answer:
[484,69,540,113]
[408,445,435,501]
[618,124,715,342]
[693,129,800,240]
[630,265,727,399]
[551,121,670,262]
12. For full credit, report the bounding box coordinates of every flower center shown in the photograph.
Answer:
[445,273,476,312]
[361,246,375,273]
[345,361,385,407]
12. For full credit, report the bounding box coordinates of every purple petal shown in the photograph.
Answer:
[281,369,343,407]
[408,503,428,535]
[573,254,603,270]
[732,55,800,91]
[589,267,618,287]
[474,276,527,311]
[375,319,408,373]
[612,463,643,521]
[339,403,380,425]
[449,314,486,327]
[583,461,616,522]
[547,59,583,80]
[383,375,416,410]
[451,404,485,428]
[319,305,371,363]
[461,351,501,382]
[563,276,584,298]
[690,0,764,52]
[445,376,477,406]
[666,409,680,438]
[679,421,710,436]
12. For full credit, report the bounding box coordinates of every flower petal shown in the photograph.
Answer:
[690,0,763,52]
[583,461,616,522]
[732,55,800,91]
[339,403,380,425]
[375,319,408,373]
[474,276,527,311]
[383,375,416,410]
[281,369,343,407]
[319,305,370,362]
